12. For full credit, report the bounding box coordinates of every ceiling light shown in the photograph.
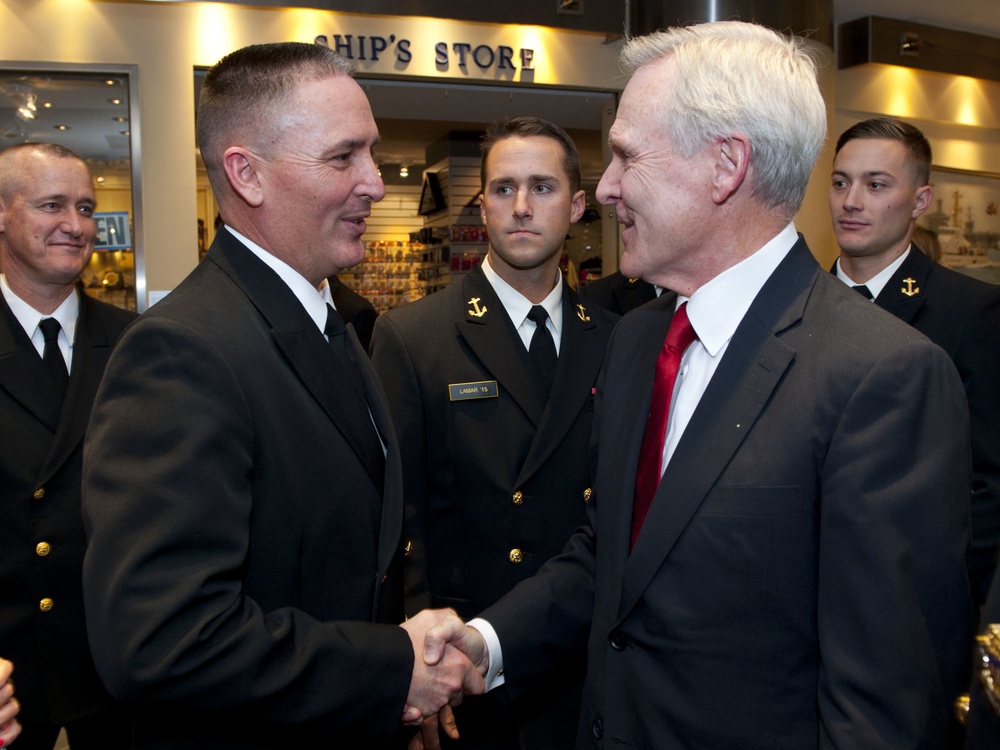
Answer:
[15,93,37,121]
[96,176,106,184]
[399,165,409,178]
[113,116,127,123]
[42,102,52,108]
[109,98,122,105]
[54,124,70,131]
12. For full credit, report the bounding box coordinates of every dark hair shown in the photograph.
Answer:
[196,42,353,185]
[835,117,932,185]
[479,116,582,194]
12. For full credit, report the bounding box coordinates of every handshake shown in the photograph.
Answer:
[399,609,491,730]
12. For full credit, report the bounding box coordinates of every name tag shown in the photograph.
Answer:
[448,380,499,401]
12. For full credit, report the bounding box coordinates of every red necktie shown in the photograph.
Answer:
[632,302,698,549]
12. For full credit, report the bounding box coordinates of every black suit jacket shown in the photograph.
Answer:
[0,288,135,728]
[868,248,1000,603]
[82,230,412,749]
[370,266,617,748]
[485,238,972,749]
[579,271,656,316]
[329,275,378,353]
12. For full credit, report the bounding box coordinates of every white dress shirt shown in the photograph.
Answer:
[834,245,911,300]
[1,273,79,373]
[480,255,563,354]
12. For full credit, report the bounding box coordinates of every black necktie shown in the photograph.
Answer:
[39,317,69,394]
[325,304,384,489]
[527,305,557,397]
[852,284,874,300]
[325,304,358,376]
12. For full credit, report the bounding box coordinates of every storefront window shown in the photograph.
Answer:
[0,63,143,311]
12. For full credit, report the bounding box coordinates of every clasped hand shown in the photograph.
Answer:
[399,609,489,724]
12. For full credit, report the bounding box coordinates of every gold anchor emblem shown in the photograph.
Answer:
[467,297,488,318]
[576,303,591,322]
[901,277,920,297]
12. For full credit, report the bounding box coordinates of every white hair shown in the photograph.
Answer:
[621,21,827,216]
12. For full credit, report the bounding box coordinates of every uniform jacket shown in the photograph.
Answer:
[81,230,412,749]
[578,271,656,316]
[0,286,135,728]
[485,238,973,749]
[869,247,1000,601]
[966,570,1000,749]
[370,265,617,749]
[329,274,378,353]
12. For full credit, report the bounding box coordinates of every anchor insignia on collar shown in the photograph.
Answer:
[467,297,488,318]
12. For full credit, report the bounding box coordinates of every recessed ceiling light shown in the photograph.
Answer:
[54,124,70,130]
[112,116,127,123]
[109,98,122,105]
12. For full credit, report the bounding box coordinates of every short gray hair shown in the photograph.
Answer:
[621,21,827,216]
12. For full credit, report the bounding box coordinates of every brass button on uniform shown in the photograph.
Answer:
[404,540,413,557]
[39,598,53,612]
[32,487,45,500]
[35,542,51,557]
[583,487,592,503]
[509,548,523,564]
[512,491,524,506]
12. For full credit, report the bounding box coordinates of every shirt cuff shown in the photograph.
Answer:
[466,617,505,691]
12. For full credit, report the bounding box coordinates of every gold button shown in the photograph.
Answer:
[32,487,45,500]
[36,542,51,557]
[583,487,593,503]
[512,491,523,506]
[39,598,53,612]
[404,540,413,557]
[509,548,523,564]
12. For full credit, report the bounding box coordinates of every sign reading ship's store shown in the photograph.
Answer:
[315,34,535,72]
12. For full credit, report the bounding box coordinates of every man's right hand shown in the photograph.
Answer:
[400,610,486,725]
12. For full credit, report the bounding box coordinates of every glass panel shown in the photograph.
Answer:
[0,63,143,311]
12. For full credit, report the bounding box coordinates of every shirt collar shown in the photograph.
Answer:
[835,246,911,299]
[224,226,331,333]
[481,255,563,335]
[1,273,80,343]
[683,222,799,357]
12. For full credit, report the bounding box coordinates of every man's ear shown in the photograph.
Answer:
[913,184,933,219]
[479,193,486,224]
[569,189,586,223]
[711,134,751,205]
[222,147,264,208]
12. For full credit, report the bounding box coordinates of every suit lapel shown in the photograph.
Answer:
[617,240,815,621]
[456,267,547,426]
[208,233,383,486]
[37,292,116,482]
[348,323,403,578]
[516,287,605,484]
[0,290,63,432]
[874,248,929,324]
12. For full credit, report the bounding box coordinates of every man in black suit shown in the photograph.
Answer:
[371,116,617,749]
[579,270,656,315]
[0,142,135,750]
[81,42,480,750]
[830,117,1000,609]
[422,22,972,748]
